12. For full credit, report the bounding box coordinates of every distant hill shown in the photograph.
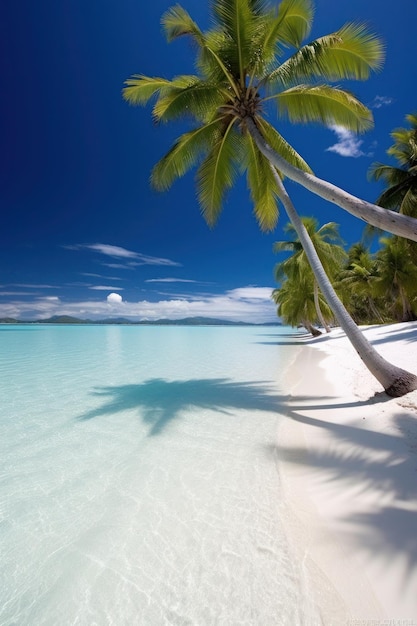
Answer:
[1,315,281,327]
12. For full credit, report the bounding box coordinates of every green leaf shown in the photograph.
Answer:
[255,117,313,173]
[243,133,280,231]
[161,5,204,44]
[274,84,373,132]
[153,77,226,123]
[267,22,384,88]
[401,188,417,217]
[212,0,254,81]
[273,0,313,48]
[151,118,224,190]
[122,75,171,106]
[197,120,242,225]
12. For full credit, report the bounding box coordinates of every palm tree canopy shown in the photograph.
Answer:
[369,113,417,216]
[272,274,332,329]
[273,216,346,282]
[374,236,417,304]
[124,0,384,231]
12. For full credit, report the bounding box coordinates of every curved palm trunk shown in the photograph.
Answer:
[302,319,322,337]
[271,170,417,397]
[313,281,331,332]
[246,117,417,243]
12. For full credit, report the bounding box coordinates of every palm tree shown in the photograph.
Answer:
[368,113,417,267]
[369,113,417,217]
[374,236,417,322]
[272,274,325,336]
[274,218,345,331]
[124,0,417,396]
[336,243,384,324]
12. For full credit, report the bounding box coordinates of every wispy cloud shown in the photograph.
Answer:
[12,283,57,289]
[326,125,366,158]
[145,278,198,284]
[369,95,394,109]
[0,286,277,323]
[89,285,125,291]
[0,291,38,296]
[81,273,123,280]
[102,263,136,270]
[68,243,181,267]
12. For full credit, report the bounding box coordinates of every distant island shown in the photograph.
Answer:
[0,315,281,327]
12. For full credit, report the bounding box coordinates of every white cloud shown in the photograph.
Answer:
[145,278,198,283]
[81,273,123,280]
[0,286,278,323]
[89,285,125,291]
[326,126,366,158]
[102,263,136,270]
[107,293,123,304]
[13,284,56,289]
[228,287,273,300]
[87,244,139,259]
[70,243,181,267]
[0,291,38,296]
[370,95,394,109]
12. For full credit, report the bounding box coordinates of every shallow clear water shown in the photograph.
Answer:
[0,325,319,625]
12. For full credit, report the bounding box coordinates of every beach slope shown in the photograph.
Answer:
[280,321,417,623]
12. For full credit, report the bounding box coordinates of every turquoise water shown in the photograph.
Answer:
[0,325,319,625]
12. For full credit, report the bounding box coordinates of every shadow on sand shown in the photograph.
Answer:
[267,399,417,580]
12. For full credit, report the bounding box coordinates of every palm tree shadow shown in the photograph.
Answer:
[266,404,417,578]
[77,377,299,436]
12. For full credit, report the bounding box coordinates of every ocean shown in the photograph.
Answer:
[0,324,320,625]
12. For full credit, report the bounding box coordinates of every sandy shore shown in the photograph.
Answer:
[279,321,417,623]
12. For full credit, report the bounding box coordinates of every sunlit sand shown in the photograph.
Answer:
[279,321,417,622]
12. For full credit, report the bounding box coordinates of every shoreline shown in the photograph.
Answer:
[279,321,417,622]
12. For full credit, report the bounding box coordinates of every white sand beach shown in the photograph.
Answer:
[280,321,417,623]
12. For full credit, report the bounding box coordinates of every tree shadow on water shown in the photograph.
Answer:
[76,377,307,436]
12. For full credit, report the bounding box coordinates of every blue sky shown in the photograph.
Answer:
[0,0,416,322]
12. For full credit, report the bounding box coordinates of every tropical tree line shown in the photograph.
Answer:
[273,225,417,333]
[124,0,417,395]
[273,112,417,333]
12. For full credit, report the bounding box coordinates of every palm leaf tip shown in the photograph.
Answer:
[161,4,201,42]
[122,75,171,106]
[333,23,385,78]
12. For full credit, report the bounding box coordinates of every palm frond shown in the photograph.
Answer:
[273,240,301,253]
[273,84,373,132]
[368,162,409,185]
[267,22,384,88]
[255,117,313,172]
[153,77,227,123]
[400,188,417,217]
[274,0,313,49]
[212,0,255,82]
[151,118,224,191]
[122,75,171,106]
[374,183,408,211]
[317,221,345,244]
[197,120,242,225]
[162,5,239,94]
[161,5,204,44]
[254,0,313,77]
[243,133,280,231]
